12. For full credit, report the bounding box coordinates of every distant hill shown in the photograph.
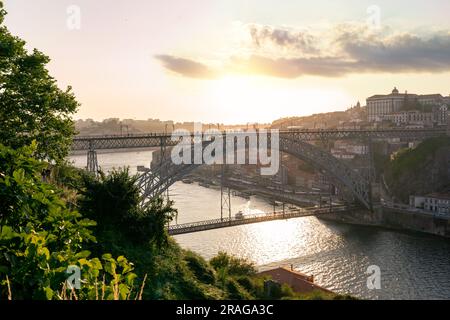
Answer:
[271,107,367,129]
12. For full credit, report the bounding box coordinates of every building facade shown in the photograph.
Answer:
[367,88,447,122]
[384,111,434,127]
[410,194,450,215]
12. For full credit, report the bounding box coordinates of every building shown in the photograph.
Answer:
[417,94,445,106]
[381,105,448,127]
[258,267,333,295]
[384,110,434,127]
[334,141,369,155]
[433,105,449,126]
[409,194,450,215]
[367,87,446,122]
[367,87,409,121]
[444,95,450,106]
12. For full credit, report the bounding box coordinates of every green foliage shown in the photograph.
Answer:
[388,137,450,180]
[79,169,177,246]
[225,278,253,300]
[183,250,216,285]
[52,161,86,191]
[0,3,78,162]
[142,198,178,247]
[79,168,140,227]
[384,137,450,202]
[210,251,257,277]
[0,144,140,299]
[0,2,5,24]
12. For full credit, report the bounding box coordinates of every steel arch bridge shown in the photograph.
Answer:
[71,128,448,210]
[136,137,372,209]
[71,128,446,151]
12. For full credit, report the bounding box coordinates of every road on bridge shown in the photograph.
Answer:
[168,205,352,235]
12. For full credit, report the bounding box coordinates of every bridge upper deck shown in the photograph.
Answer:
[168,205,352,235]
[71,128,447,151]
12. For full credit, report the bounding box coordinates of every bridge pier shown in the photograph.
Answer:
[221,165,231,221]
[86,141,99,175]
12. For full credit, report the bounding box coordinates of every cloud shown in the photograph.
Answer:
[155,24,450,79]
[249,24,319,55]
[338,32,450,73]
[229,55,356,78]
[154,54,219,79]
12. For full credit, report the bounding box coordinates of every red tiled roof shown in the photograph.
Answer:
[258,267,333,294]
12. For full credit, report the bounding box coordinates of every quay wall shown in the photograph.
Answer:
[320,207,450,238]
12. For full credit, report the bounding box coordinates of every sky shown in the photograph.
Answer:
[3,0,450,124]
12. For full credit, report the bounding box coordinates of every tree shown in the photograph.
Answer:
[79,169,141,228]
[79,168,178,246]
[0,2,79,162]
[0,143,141,300]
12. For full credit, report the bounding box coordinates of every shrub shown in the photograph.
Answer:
[79,168,177,247]
[225,279,252,300]
[183,251,216,285]
[130,198,178,247]
[79,168,140,227]
[210,252,257,277]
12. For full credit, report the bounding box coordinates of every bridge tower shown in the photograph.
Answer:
[366,136,380,210]
[159,136,170,200]
[86,141,99,175]
[220,165,231,221]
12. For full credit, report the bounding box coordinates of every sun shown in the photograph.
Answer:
[210,75,350,124]
[211,75,289,123]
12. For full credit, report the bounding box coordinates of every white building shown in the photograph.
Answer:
[410,194,450,215]
[367,88,446,122]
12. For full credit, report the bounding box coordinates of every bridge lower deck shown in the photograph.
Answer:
[169,205,351,235]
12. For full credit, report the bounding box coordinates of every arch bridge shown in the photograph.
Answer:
[71,128,447,211]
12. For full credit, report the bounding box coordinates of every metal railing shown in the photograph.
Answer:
[168,205,352,235]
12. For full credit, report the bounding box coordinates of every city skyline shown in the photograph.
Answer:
[3,0,450,123]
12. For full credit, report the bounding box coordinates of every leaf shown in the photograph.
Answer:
[0,226,19,240]
[75,250,91,259]
[104,260,116,276]
[43,287,54,300]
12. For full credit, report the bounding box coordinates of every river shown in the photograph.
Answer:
[69,149,450,300]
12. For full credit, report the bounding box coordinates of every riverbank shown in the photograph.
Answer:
[184,175,321,207]
[320,206,450,239]
[182,176,450,239]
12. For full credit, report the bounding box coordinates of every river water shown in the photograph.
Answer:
[70,149,450,300]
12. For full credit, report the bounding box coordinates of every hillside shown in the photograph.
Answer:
[384,137,450,202]
[271,107,367,129]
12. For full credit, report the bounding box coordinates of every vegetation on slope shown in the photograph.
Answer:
[384,137,450,202]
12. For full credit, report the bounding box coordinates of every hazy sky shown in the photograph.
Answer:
[3,0,450,123]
